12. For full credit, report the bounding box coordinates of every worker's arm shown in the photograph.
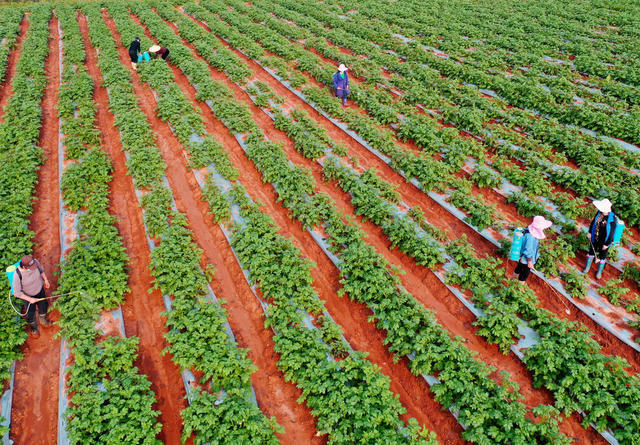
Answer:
[521,234,537,270]
[41,272,50,289]
[35,260,50,289]
[603,218,617,249]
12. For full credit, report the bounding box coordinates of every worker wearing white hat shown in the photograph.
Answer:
[149,44,170,60]
[332,64,349,106]
[583,198,618,279]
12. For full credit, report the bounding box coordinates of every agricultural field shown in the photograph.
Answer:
[0,0,639,443]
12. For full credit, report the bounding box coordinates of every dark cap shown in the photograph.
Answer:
[20,255,36,269]
[135,36,140,41]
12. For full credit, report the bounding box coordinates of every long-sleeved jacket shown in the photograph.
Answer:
[333,71,349,92]
[589,211,617,246]
[12,260,45,297]
[519,230,540,264]
[128,39,140,56]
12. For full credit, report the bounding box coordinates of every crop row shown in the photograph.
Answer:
[197,0,640,316]
[240,0,640,239]
[138,3,579,442]
[107,1,282,441]
[113,2,437,442]
[246,68,640,443]
[0,4,50,435]
[54,6,161,444]
[355,0,640,88]
[334,0,638,116]
[168,2,640,440]
[83,2,283,443]
[0,7,23,84]
[248,0,640,234]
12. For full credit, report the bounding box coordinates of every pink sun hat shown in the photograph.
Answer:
[528,215,553,239]
[338,63,348,72]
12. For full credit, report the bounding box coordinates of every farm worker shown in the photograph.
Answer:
[149,45,170,61]
[333,64,349,106]
[129,36,141,71]
[513,215,552,283]
[583,198,617,280]
[12,255,52,337]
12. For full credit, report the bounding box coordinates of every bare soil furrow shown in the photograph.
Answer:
[10,15,61,445]
[0,14,29,124]
[77,12,189,444]
[103,10,324,444]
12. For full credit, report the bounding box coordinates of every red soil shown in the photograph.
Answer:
[148,14,469,442]
[0,14,28,124]
[193,9,640,373]
[105,10,322,444]
[181,10,619,441]
[10,15,61,445]
[78,12,189,444]
[149,11,606,442]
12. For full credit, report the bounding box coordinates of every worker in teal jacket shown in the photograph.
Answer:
[513,215,552,283]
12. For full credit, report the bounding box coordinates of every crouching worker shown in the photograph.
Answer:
[129,36,141,70]
[583,198,617,280]
[149,44,170,61]
[513,215,553,284]
[13,255,52,337]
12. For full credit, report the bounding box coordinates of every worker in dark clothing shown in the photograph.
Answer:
[12,255,52,337]
[583,198,617,279]
[333,64,349,106]
[149,45,170,60]
[129,37,141,70]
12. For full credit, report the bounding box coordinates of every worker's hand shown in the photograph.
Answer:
[44,279,50,289]
[20,295,38,304]
[528,262,535,271]
[603,245,609,250]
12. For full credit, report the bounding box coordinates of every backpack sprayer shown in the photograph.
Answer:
[509,227,525,262]
[5,262,75,316]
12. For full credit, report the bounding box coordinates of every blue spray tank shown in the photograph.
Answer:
[5,262,20,295]
[137,52,150,63]
[509,228,525,261]
[612,219,625,245]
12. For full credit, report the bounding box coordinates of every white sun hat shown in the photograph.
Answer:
[338,63,348,72]
[593,198,613,214]
[149,45,161,53]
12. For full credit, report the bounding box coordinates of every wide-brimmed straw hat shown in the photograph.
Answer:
[593,198,612,214]
[149,45,161,53]
[528,215,552,240]
[338,63,348,72]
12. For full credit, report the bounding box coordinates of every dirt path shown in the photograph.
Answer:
[10,14,61,445]
[77,11,188,444]
[102,9,324,444]
[0,14,28,124]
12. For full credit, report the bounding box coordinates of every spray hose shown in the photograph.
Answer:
[7,290,80,317]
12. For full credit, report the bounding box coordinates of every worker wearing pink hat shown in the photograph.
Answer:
[513,215,552,283]
[583,198,618,279]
